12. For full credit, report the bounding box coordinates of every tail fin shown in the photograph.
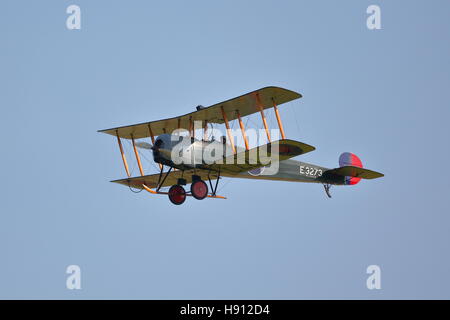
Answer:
[323,152,383,185]
[339,152,363,185]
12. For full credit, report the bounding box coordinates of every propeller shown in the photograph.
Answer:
[135,140,163,169]
[135,142,153,150]
[136,139,163,153]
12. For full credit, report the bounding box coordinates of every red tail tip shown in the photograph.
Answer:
[339,152,363,185]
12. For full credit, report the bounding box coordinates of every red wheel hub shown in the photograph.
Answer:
[191,180,208,200]
[168,185,186,205]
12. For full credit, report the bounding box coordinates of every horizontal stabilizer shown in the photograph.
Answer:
[325,166,384,179]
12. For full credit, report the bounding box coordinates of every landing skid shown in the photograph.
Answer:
[323,184,332,198]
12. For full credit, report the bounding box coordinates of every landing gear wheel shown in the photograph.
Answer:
[190,180,208,200]
[168,185,186,205]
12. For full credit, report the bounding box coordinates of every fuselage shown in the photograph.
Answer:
[151,134,345,185]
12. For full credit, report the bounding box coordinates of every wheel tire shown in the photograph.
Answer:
[190,180,208,200]
[168,185,186,205]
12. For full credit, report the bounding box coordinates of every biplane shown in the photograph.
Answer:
[98,86,383,205]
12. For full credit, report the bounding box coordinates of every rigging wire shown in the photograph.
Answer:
[290,100,301,138]
[120,139,146,193]
[139,144,159,173]
[216,115,253,194]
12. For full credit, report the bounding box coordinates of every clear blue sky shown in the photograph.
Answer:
[1,0,450,299]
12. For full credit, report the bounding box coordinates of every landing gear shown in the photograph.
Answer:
[323,183,332,198]
[207,168,220,197]
[152,167,222,205]
[168,185,186,205]
[191,175,208,200]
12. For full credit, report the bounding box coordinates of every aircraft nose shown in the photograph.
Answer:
[152,138,164,151]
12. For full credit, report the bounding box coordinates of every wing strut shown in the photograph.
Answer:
[147,124,155,144]
[256,93,271,142]
[221,106,236,154]
[189,117,194,138]
[131,134,145,176]
[116,130,131,177]
[272,98,286,140]
[236,110,249,150]
[203,120,208,141]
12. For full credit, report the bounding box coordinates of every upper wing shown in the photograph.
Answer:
[204,139,315,175]
[98,86,301,139]
[324,166,384,179]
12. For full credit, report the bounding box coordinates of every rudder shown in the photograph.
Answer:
[339,152,363,185]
